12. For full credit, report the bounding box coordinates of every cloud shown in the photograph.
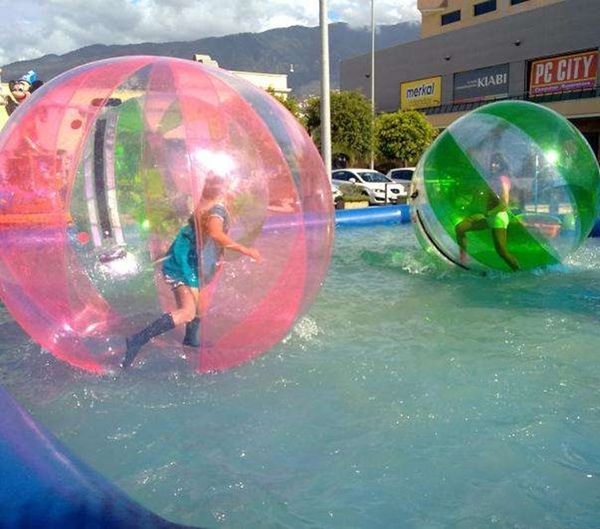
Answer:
[0,0,420,65]
[331,0,419,26]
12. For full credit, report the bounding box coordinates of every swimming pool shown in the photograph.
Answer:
[2,223,600,528]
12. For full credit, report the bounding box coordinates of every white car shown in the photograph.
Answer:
[331,183,344,209]
[332,169,407,205]
[386,167,415,184]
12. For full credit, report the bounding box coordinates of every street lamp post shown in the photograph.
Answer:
[320,0,332,181]
[370,0,375,170]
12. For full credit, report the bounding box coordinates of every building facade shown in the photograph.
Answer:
[193,54,291,99]
[340,0,600,158]
[418,0,564,38]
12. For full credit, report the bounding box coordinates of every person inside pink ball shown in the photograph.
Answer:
[121,177,261,369]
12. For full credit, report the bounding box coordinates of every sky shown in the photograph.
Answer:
[0,0,420,65]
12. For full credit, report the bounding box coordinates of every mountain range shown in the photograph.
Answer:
[0,22,419,98]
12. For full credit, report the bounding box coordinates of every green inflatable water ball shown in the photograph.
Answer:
[410,101,600,272]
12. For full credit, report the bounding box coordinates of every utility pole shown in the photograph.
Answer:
[320,0,332,180]
[370,0,375,170]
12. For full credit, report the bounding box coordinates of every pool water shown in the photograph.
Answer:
[2,224,600,529]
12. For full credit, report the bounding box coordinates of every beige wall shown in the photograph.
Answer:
[419,0,565,38]
[0,83,9,130]
[193,54,291,99]
[0,67,291,133]
[231,70,291,99]
[0,88,151,132]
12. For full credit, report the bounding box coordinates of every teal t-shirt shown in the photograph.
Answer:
[162,204,230,288]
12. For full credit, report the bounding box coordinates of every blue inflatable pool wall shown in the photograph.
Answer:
[0,386,201,529]
[335,205,410,228]
[334,205,600,236]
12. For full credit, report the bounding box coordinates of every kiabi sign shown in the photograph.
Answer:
[453,64,509,103]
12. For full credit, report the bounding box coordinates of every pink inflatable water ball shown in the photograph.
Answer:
[0,56,333,374]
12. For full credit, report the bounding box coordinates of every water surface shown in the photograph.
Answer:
[2,224,600,528]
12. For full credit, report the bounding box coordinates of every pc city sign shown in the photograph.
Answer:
[529,50,598,95]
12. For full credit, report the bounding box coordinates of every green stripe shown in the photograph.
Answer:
[424,130,560,271]
[476,101,600,242]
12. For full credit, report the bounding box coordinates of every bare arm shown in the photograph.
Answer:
[205,216,261,261]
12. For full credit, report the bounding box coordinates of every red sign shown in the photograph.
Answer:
[529,50,598,95]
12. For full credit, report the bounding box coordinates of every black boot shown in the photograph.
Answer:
[183,317,201,347]
[121,313,175,369]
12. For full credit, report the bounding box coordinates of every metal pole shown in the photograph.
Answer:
[320,0,332,181]
[370,0,375,170]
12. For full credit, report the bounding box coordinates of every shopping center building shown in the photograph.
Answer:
[340,0,600,158]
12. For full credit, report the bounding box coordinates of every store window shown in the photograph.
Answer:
[441,10,461,25]
[511,0,529,5]
[474,0,496,16]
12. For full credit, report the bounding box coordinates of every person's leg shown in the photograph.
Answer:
[178,286,202,347]
[492,228,520,271]
[456,215,487,265]
[122,286,199,369]
[121,313,175,369]
[182,286,214,347]
[171,285,198,326]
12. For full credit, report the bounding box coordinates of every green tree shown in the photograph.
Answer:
[304,90,373,165]
[375,110,437,166]
[266,87,302,120]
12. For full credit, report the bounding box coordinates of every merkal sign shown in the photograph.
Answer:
[400,76,441,110]
[406,82,436,98]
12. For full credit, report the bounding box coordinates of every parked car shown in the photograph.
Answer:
[332,183,344,209]
[386,167,415,183]
[332,169,407,205]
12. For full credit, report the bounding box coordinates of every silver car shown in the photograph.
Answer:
[386,167,415,184]
[332,169,407,205]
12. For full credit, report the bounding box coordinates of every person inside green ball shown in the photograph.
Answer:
[455,155,520,271]
[121,177,261,369]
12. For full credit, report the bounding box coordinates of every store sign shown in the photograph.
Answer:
[453,64,509,102]
[400,76,441,110]
[529,50,598,95]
